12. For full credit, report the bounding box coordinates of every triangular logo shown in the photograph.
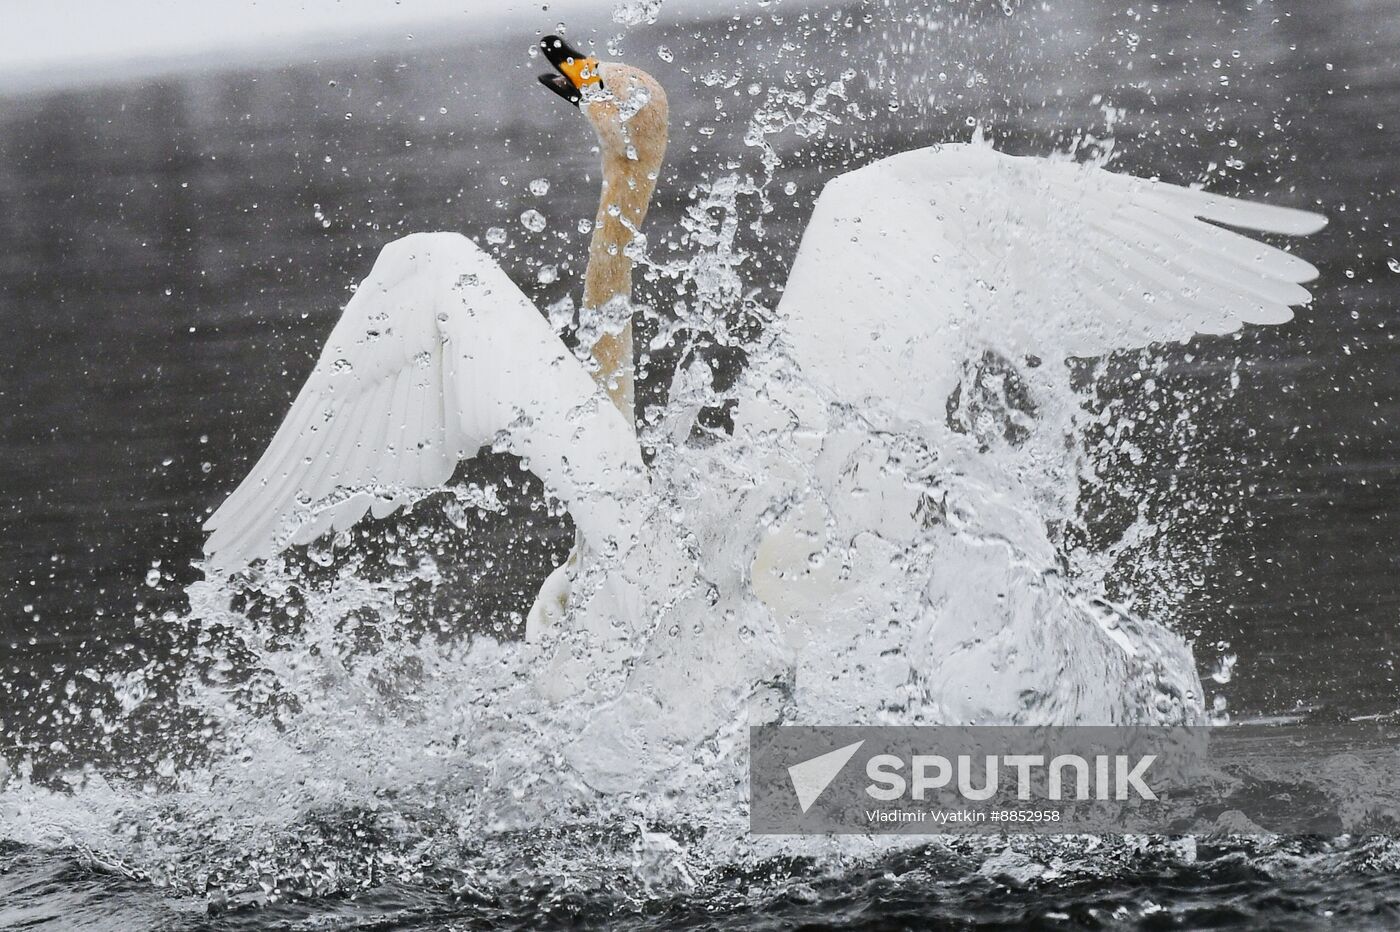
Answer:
[788,740,865,813]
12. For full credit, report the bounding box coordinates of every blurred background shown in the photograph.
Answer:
[2,0,1398,770]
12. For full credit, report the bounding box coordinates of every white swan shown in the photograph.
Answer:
[202,39,1325,730]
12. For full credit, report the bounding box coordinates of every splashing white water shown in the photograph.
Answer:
[0,100,1211,909]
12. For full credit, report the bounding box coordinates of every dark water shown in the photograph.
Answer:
[3,0,1400,926]
[7,834,1400,930]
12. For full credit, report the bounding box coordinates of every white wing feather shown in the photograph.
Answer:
[777,143,1326,427]
[204,232,644,571]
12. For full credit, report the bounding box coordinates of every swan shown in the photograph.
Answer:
[201,36,1325,732]
[202,37,667,645]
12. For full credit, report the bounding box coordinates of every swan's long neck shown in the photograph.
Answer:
[584,150,662,424]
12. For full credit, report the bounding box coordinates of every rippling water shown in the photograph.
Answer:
[3,0,1400,927]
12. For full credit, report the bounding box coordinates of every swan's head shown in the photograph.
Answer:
[537,35,669,170]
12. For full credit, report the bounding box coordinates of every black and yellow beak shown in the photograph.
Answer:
[537,35,603,107]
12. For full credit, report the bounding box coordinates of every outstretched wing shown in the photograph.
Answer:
[777,143,1326,428]
[204,232,644,571]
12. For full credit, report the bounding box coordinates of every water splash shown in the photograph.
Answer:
[612,0,664,28]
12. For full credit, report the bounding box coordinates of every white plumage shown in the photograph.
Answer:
[778,144,1325,433]
[203,232,646,577]
[737,142,1325,726]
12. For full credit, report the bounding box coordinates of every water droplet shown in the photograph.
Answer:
[547,295,576,332]
[308,539,334,567]
[529,178,551,196]
[657,46,674,62]
[1388,257,1400,274]
[485,226,507,245]
[520,209,547,233]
